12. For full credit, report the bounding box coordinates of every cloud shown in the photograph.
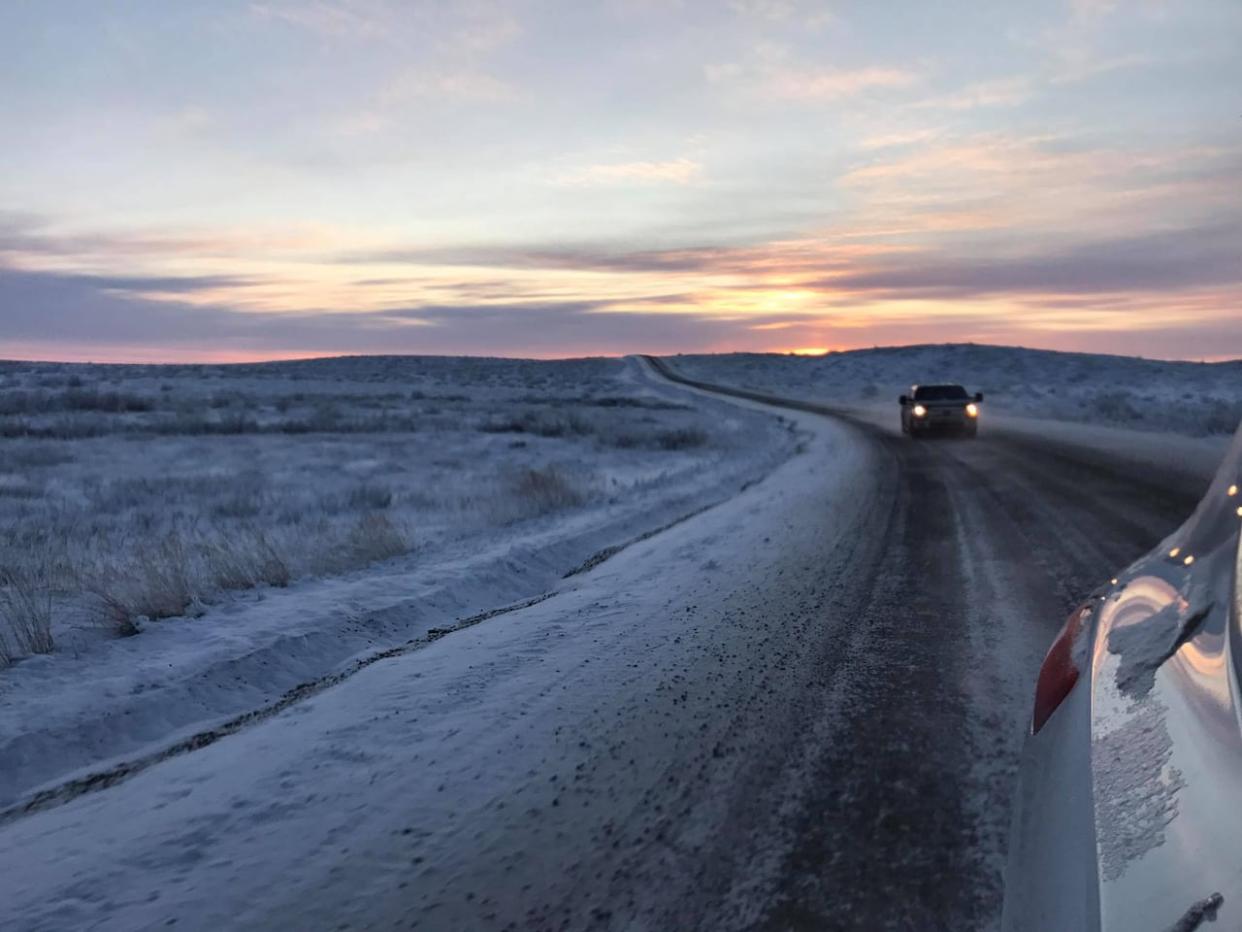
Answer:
[764,66,919,101]
[1021,0,1159,86]
[705,41,919,104]
[858,129,942,150]
[834,132,1242,246]
[252,1,523,107]
[74,273,257,295]
[4,247,1240,363]
[727,0,836,29]
[335,243,725,272]
[555,158,703,186]
[0,266,769,358]
[453,9,521,53]
[1069,0,1120,23]
[251,1,390,40]
[729,0,797,20]
[839,134,1061,187]
[916,77,1033,111]
[252,0,522,54]
[0,212,345,265]
[328,218,1242,305]
[329,237,899,277]
[813,223,1242,299]
[330,219,1242,325]
[332,110,391,136]
[1048,52,1153,85]
[380,68,519,104]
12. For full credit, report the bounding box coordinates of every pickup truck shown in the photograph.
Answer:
[899,384,984,437]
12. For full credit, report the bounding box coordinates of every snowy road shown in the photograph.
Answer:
[0,363,1207,931]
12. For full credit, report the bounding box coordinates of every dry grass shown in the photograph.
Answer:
[0,546,56,665]
[610,427,709,450]
[0,357,734,654]
[87,534,195,635]
[345,513,408,564]
[83,528,299,635]
[202,530,292,592]
[347,483,394,510]
[511,466,587,514]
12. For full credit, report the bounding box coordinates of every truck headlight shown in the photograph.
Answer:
[913,404,927,417]
[966,403,978,417]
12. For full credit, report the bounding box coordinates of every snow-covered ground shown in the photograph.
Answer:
[0,350,1233,930]
[0,355,795,808]
[0,376,887,932]
[666,344,1242,437]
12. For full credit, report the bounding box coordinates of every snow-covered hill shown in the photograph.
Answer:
[666,344,1242,437]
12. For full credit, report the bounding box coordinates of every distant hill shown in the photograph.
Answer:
[667,344,1242,436]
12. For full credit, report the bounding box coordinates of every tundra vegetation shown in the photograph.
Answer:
[0,356,737,665]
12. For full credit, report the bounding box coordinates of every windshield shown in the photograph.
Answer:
[914,385,969,401]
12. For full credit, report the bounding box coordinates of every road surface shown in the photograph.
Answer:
[0,361,1207,931]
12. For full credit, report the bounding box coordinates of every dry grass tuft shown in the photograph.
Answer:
[202,530,291,592]
[0,560,55,665]
[87,533,195,636]
[344,513,409,565]
[511,466,586,514]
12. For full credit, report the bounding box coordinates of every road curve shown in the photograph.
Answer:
[0,362,1207,931]
[642,356,1205,928]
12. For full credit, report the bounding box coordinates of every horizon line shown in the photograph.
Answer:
[2,341,1240,368]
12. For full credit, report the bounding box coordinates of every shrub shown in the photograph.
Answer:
[586,395,686,410]
[4,443,75,468]
[62,388,154,413]
[511,466,585,513]
[307,402,341,431]
[0,391,37,416]
[479,410,594,438]
[215,411,259,433]
[1091,390,1142,424]
[212,489,265,519]
[656,427,708,450]
[344,513,408,565]
[1201,400,1242,436]
[347,483,394,510]
[602,427,708,450]
[0,475,41,499]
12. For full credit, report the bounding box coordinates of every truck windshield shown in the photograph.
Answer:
[914,385,969,401]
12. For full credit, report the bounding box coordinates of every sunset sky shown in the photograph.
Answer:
[2,0,1240,362]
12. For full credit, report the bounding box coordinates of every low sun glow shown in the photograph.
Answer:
[0,2,1236,363]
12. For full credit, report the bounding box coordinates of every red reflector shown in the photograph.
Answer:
[1031,604,1088,734]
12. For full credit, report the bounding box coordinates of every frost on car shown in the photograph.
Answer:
[1003,423,1242,932]
[898,384,983,437]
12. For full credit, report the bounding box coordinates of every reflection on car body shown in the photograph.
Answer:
[1003,425,1242,931]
